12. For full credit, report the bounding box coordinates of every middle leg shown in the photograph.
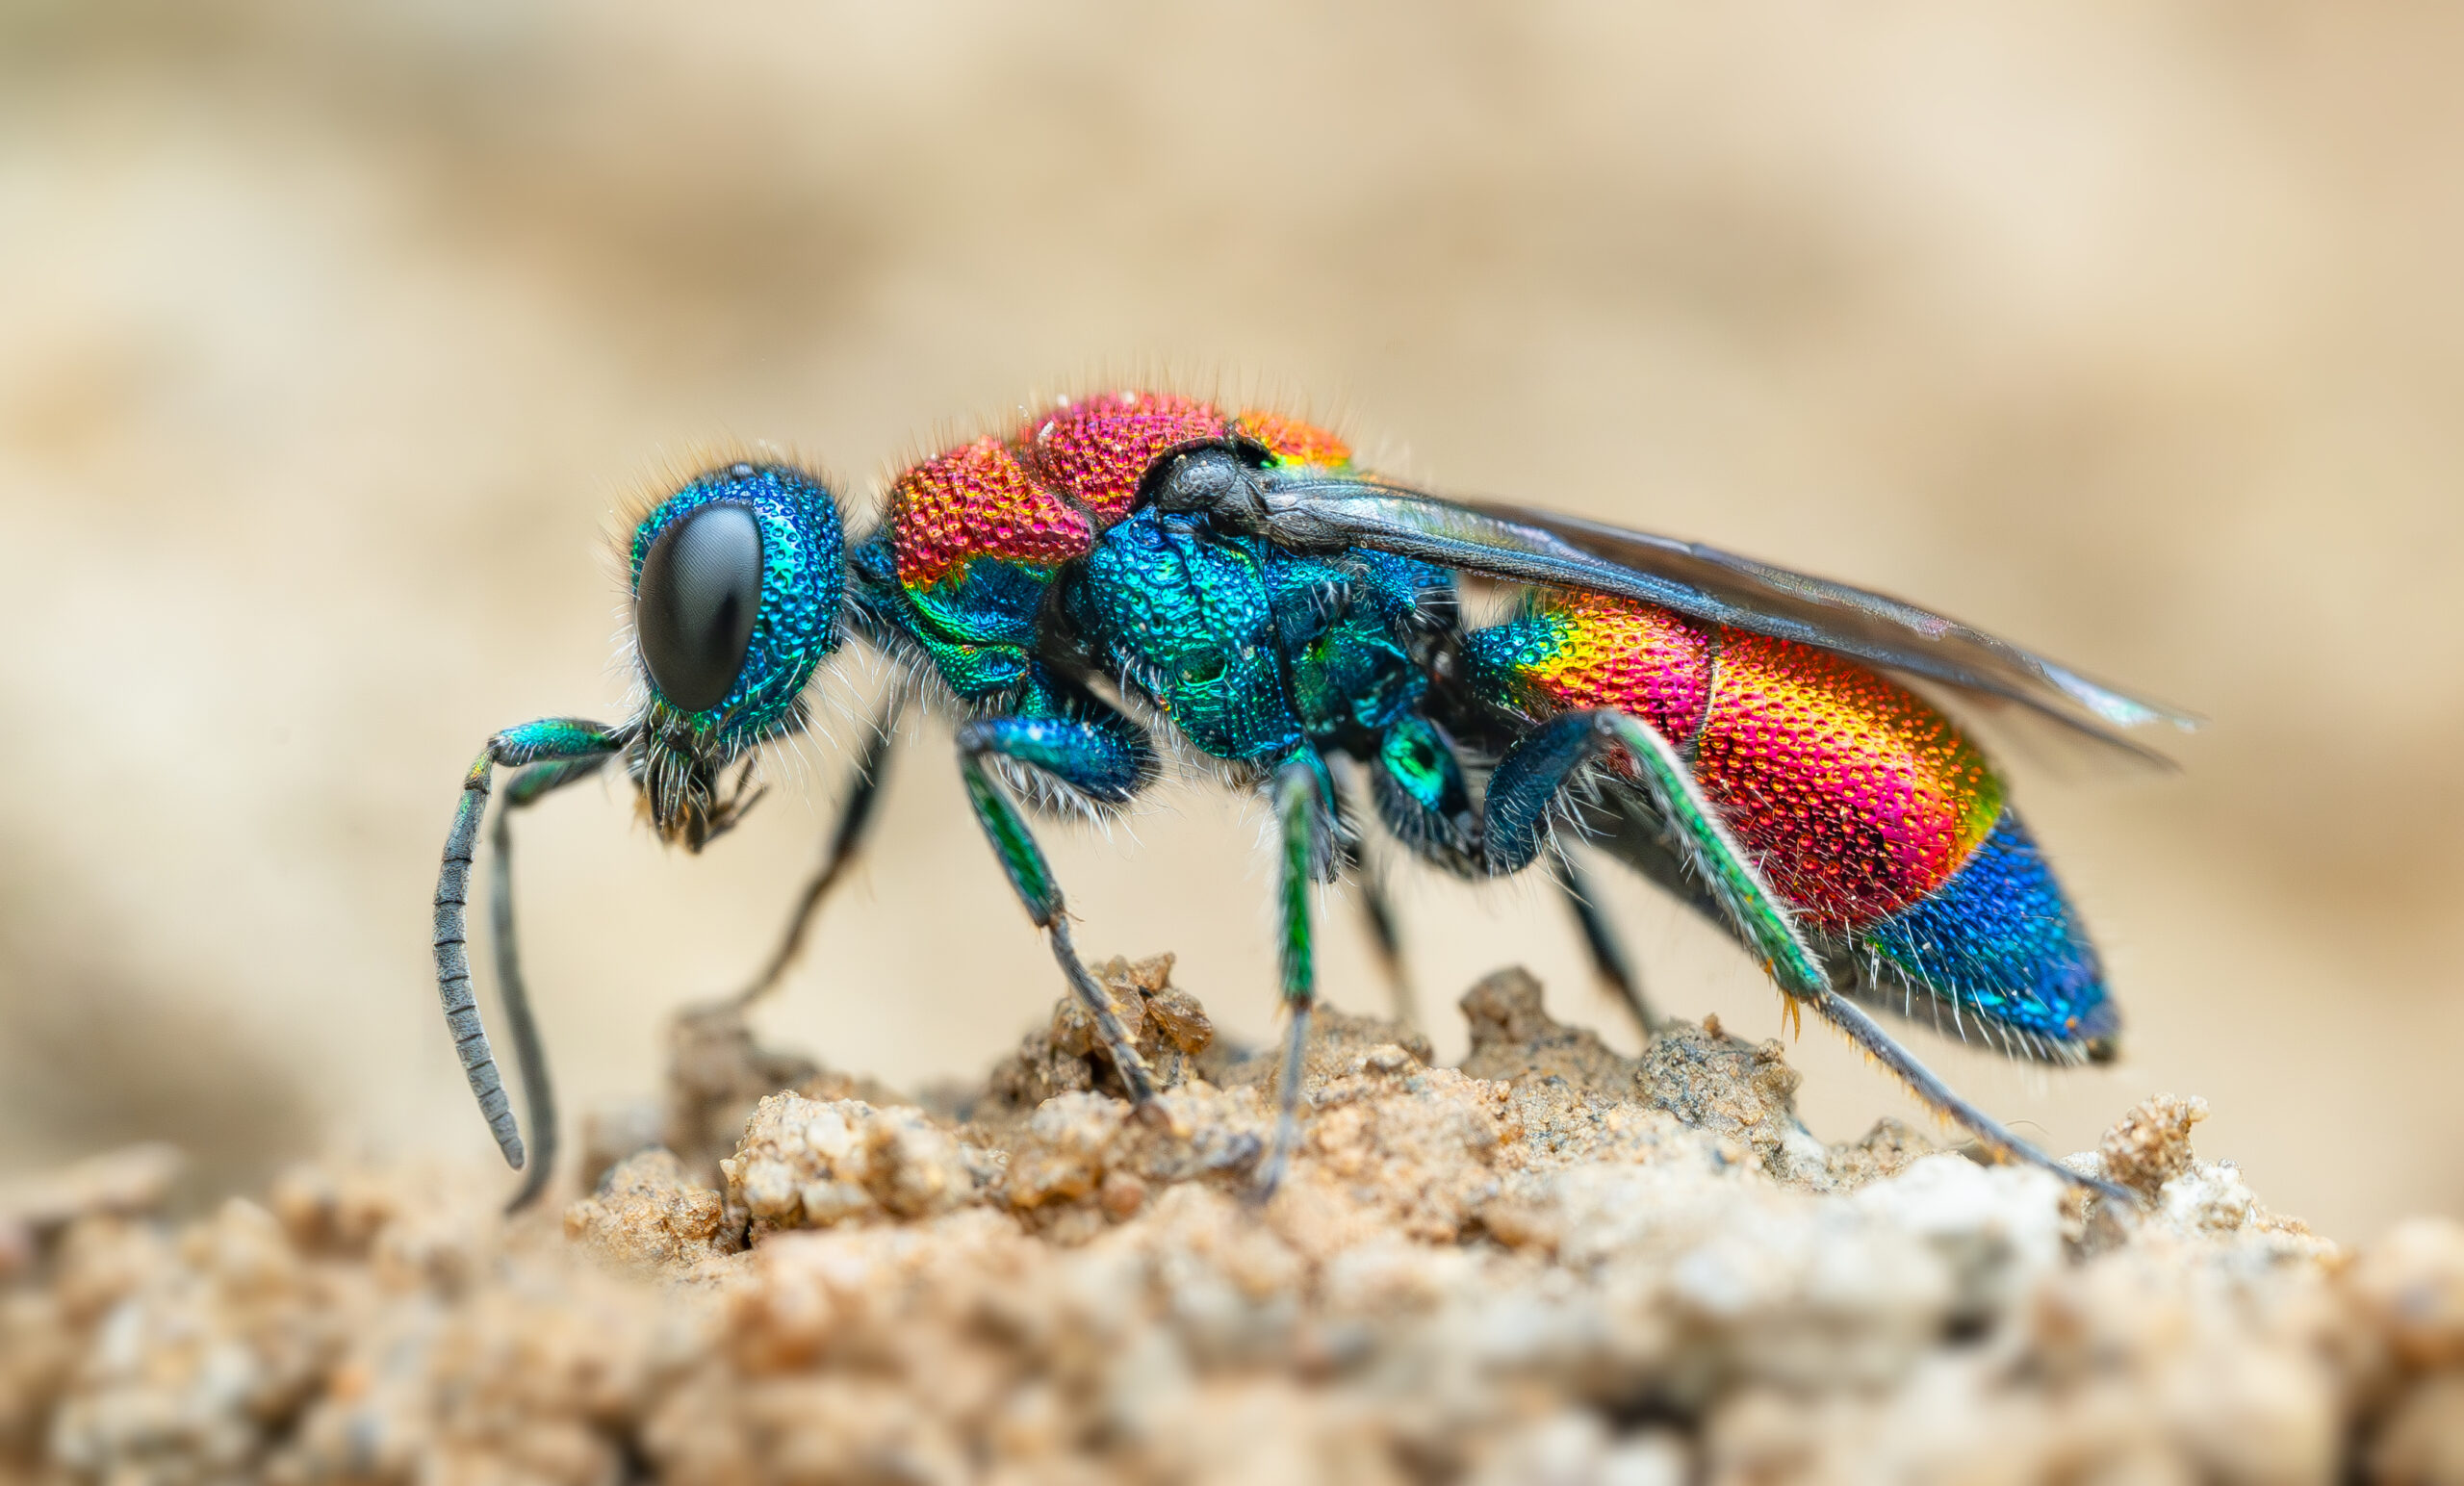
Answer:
[732,692,906,1008]
[1258,752,1337,1198]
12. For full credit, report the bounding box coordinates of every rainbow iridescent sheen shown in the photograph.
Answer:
[1694,631,2003,928]
[1463,585,2104,1048]
[879,395,1352,701]
[890,437,1092,592]
[1472,588,1713,743]
[1233,409,1353,470]
[447,384,2155,1217]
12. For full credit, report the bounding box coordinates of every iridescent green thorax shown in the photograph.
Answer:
[1064,506,1456,770]
[1072,511,1297,762]
[628,463,845,745]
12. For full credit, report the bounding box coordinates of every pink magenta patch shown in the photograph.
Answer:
[1025,392,1225,519]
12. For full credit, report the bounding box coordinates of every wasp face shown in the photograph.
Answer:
[625,460,846,848]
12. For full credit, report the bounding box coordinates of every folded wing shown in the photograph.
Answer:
[1227,473,2194,761]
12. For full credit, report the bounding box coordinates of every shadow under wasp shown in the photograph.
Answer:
[432,391,2193,1211]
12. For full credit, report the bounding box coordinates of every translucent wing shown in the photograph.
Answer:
[1181,461,2196,759]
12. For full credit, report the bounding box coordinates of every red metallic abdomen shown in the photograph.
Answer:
[1463,589,2004,930]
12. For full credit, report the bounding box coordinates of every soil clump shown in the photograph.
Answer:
[4,958,2454,1484]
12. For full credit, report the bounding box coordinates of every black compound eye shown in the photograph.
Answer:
[635,501,763,712]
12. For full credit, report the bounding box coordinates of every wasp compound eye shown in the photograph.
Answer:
[636,500,763,712]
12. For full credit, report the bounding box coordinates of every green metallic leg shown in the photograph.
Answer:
[732,693,905,1009]
[954,713,1160,1109]
[1484,709,1827,999]
[1487,709,2124,1199]
[1258,754,1335,1199]
[432,718,626,1191]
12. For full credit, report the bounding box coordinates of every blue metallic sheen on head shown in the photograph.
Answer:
[629,462,845,741]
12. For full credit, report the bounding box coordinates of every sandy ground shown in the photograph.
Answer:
[12,961,2463,1484]
[1,2,2461,1243]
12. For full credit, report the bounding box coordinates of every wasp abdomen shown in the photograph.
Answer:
[1463,587,2111,1053]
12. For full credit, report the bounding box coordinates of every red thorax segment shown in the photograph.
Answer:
[888,437,1092,593]
[1027,391,1228,520]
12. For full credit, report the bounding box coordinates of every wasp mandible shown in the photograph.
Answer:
[431,391,2194,1210]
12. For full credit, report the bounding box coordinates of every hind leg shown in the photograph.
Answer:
[1482,709,2121,1198]
[1483,709,1828,999]
[1256,752,1338,1198]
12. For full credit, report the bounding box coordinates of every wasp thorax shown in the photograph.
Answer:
[637,500,763,712]
[1142,445,1255,515]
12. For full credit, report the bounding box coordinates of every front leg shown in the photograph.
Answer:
[487,753,617,1211]
[953,705,1162,1108]
[433,718,627,1177]
[732,691,906,1008]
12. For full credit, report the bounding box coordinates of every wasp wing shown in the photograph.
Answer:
[1227,474,2195,759]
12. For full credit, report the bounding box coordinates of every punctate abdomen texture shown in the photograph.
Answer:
[1690,631,2003,929]
[1462,586,2111,1047]
[1468,591,1995,927]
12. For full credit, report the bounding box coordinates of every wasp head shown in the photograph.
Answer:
[624,459,846,850]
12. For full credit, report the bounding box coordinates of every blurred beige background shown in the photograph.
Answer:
[2,1,2458,1240]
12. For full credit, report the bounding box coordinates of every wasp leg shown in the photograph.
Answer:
[1328,763,1416,1028]
[488,754,617,1213]
[433,719,626,1187]
[1548,841,1657,1037]
[1258,754,1337,1200]
[1484,709,1829,1000]
[732,695,905,1008]
[1810,987,2129,1201]
[1349,842,1417,1029]
[954,711,1161,1110]
[1486,710,2122,1199]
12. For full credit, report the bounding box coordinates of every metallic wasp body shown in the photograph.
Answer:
[432,391,2191,1209]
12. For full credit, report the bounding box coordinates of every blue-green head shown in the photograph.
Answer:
[626,460,846,848]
